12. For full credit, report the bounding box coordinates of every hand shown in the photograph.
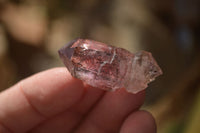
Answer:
[0,67,156,133]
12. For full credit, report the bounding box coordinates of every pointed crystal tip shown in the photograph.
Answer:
[58,39,77,59]
[136,51,163,82]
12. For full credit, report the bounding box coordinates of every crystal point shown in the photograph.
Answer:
[58,39,162,94]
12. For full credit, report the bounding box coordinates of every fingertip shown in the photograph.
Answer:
[139,110,157,132]
[120,110,157,133]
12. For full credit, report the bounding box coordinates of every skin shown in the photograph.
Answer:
[0,67,156,133]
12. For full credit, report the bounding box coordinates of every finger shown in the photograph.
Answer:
[120,110,156,133]
[74,89,145,133]
[0,67,84,133]
[29,85,105,133]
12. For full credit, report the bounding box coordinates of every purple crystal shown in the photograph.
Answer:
[58,39,162,93]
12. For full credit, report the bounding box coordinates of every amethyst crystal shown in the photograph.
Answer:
[58,39,162,93]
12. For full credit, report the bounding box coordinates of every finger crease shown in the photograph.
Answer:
[18,82,47,120]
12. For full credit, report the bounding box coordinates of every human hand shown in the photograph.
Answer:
[0,67,156,133]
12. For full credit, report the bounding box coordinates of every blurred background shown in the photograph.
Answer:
[0,0,199,132]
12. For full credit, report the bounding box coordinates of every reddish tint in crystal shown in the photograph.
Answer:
[58,39,162,93]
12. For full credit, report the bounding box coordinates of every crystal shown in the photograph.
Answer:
[58,39,162,94]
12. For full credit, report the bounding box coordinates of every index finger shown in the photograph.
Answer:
[0,67,84,133]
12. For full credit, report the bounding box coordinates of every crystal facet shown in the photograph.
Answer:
[58,39,162,93]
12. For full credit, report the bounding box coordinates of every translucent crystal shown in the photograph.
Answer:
[58,39,162,93]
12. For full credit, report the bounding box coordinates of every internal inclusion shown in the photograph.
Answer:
[58,39,163,94]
